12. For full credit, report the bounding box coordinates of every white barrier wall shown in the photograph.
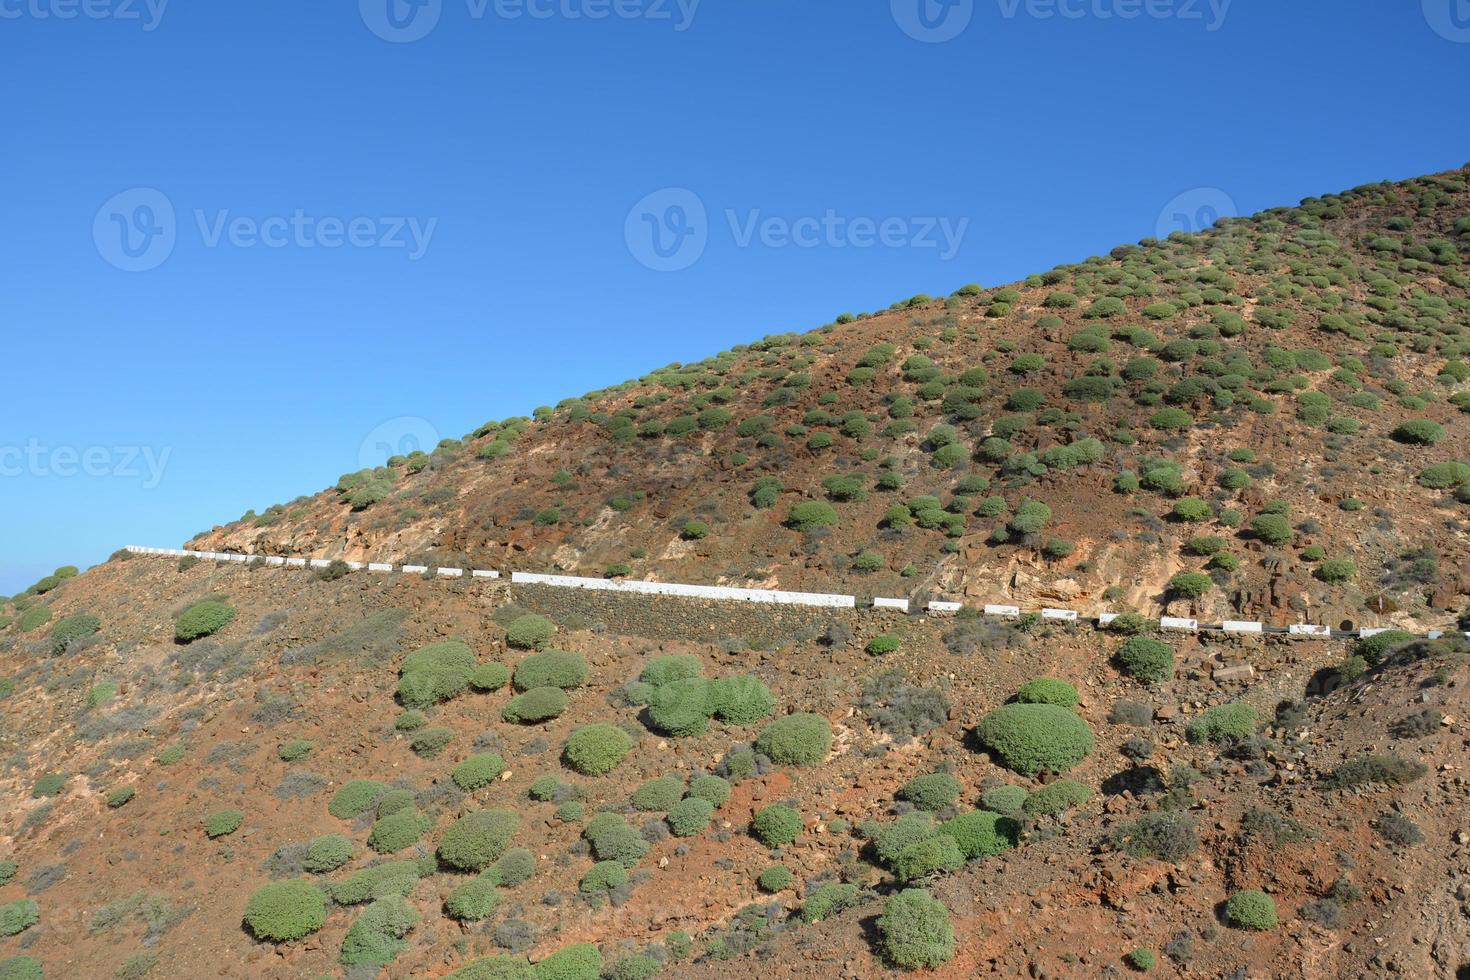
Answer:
[402,565,428,574]
[927,600,963,614]
[1160,616,1199,632]
[1222,621,1264,634]
[984,604,1020,618]
[1097,613,1118,626]
[511,571,856,609]
[1042,608,1079,622]
[873,597,910,612]
[1359,627,1390,638]
[369,563,393,572]
[1288,624,1331,637]
[437,568,464,578]
[472,570,500,579]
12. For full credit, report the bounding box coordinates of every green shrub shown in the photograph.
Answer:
[579,861,628,895]
[938,810,1014,859]
[453,753,508,791]
[687,774,731,807]
[394,710,425,731]
[708,675,775,725]
[1170,498,1212,522]
[438,809,520,871]
[755,713,832,766]
[866,633,901,655]
[974,703,1094,775]
[303,834,354,873]
[106,785,135,808]
[397,640,477,708]
[584,817,649,867]
[1324,754,1427,790]
[1114,637,1175,684]
[0,863,14,887]
[1186,703,1257,743]
[630,776,684,812]
[666,797,715,837]
[446,956,535,980]
[1392,420,1444,445]
[329,861,423,904]
[1224,890,1277,930]
[505,614,555,650]
[1251,513,1294,546]
[175,601,235,642]
[751,804,803,846]
[16,607,50,633]
[242,880,326,942]
[502,687,569,724]
[1108,811,1198,862]
[513,650,588,691]
[877,889,955,969]
[411,727,455,757]
[978,785,1027,815]
[1168,572,1212,599]
[278,739,313,761]
[1125,947,1157,971]
[155,743,185,765]
[204,809,243,838]
[647,677,713,736]
[800,883,861,923]
[0,901,37,939]
[1021,779,1093,815]
[1316,559,1357,584]
[897,772,962,811]
[786,501,839,532]
[1418,462,1470,489]
[639,655,703,687]
[48,613,100,653]
[563,725,633,776]
[31,773,65,797]
[757,865,793,892]
[470,662,511,691]
[329,780,386,819]
[445,877,501,921]
[533,944,600,980]
[1016,678,1079,708]
[1148,408,1193,431]
[339,895,418,967]
[489,848,535,888]
[893,834,965,882]
[368,809,431,853]
[0,956,42,980]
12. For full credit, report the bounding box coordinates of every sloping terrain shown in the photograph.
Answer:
[1,168,1470,980]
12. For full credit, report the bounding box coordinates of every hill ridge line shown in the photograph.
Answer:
[122,546,1466,643]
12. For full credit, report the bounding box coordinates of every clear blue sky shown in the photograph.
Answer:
[1,0,1467,595]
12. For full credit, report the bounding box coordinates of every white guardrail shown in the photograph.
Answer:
[120,547,1464,640]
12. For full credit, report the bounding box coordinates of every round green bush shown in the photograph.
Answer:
[502,686,569,724]
[505,614,555,650]
[666,797,715,837]
[1170,498,1212,522]
[897,772,962,811]
[329,780,386,819]
[175,601,235,642]
[878,888,956,969]
[398,640,478,708]
[533,944,600,980]
[562,725,633,776]
[1355,629,1416,666]
[1185,702,1257,744]
[376,789,415,817]
[394,710,425,731]
[638,655,703,687]
[579,860,627,894]
[786,501,839,532]
[1114,637,1175,684]
[630,776,684,812]
[438,809,520,871]
[1168,572,1213,599]
[338,894,419,966]
[800,882,861,923]
[205,809,243,838]
[647,677,713,736]
[708,675,775,725]
[106,785,135,808]
[893,834,965,882]
[513,650,587,691]
[368,809,432,853]
[16,607,50,633]
[31,773,65,798]
[1316,559,1357,584]
[0,901,37,939]
[1224,889,1278,929]
[303,834,354,873]
[410,727,455,757]
[1016,678,1079,708]
[975,703,1095,776]
[1417,462,1470,489]
[1250,513,1294,546]
[874,812,936,865]
[0,863,14,888]
[939,810,1014,859]
[486,848,535,888]
[48,612,100,654]
[755,713,832,766]
[686,775,731,808]
[470,662,511,691]
[243,880,327,942]
[445,877,501,921]
[1125,947,1157,971]
[446,955,536,980]
[1022,779,1094,815]
[278,739,313,761]
[0,956,42,980]
[1392,419,1444,445]
[978,785,1027,815]
[751,804,803,846]
[866,633,901,655]
[757,865,793,892]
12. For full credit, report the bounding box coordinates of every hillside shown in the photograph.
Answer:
[2,168,1470,980]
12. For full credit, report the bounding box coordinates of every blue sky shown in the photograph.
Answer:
[1,0,1467,595]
